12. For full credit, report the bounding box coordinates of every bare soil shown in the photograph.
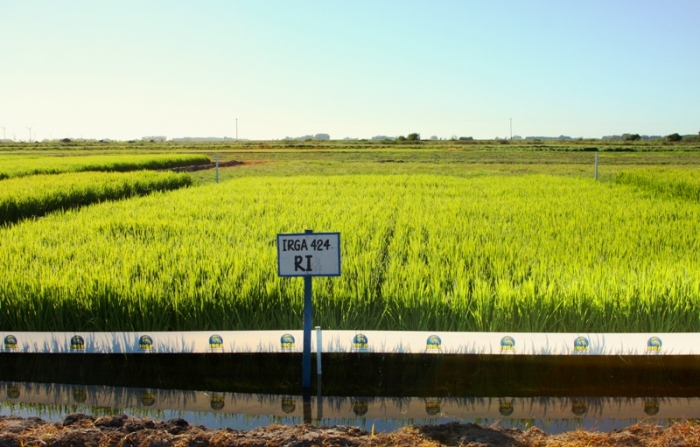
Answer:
[169,160,243,172]
[2,414,700,447]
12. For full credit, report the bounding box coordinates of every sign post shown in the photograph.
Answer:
[303,255,312,389]
[277,230,341,391]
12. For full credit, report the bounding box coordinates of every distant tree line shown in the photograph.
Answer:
[608,133,692,142]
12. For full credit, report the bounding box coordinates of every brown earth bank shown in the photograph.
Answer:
[2,415,700,447]
[168,160,244,172]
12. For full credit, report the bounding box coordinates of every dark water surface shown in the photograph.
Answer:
[1,354,699,434]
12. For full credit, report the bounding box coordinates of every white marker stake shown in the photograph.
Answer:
[316,326,322,375]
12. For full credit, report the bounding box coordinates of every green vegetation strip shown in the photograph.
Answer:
[0,171,193,226]
[1,174,699,333]
[0,154,210,179]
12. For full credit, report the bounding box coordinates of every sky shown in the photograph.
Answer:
[1,1,699,141]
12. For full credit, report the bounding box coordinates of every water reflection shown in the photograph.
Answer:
[1,381,698,434]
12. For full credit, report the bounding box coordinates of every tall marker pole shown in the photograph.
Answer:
[302,231,313,390]
[595,151,599,181]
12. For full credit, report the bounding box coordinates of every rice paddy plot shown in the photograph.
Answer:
[0,174,699,333]
[0,154,210,179]
[0,171,194,226]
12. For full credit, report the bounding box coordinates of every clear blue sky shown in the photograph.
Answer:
[2,1,699,141]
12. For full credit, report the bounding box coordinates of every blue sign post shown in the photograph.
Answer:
[277,230,341,391]
[302,264,312,388]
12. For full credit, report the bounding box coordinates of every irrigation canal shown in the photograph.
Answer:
[1,354,699,434]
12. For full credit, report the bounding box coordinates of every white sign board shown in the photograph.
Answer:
[277,232,341,277]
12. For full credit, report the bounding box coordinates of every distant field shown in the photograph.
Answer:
[175,143,700,183]
[0,153,210,179]
[1,172,699,333]
[2,141,700,182]
[0,171,193,226]
[1,138,698,153]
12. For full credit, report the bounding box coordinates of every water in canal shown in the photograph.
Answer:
[1,354,699,434]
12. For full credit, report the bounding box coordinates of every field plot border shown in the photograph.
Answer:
[0,330,690,356]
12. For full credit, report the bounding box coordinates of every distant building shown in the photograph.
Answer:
[142,136,167,142]
[286,134,330,141]
[170,137,236,142]
[525,136,572,141]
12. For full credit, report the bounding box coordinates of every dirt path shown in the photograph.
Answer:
[2,414,699,446]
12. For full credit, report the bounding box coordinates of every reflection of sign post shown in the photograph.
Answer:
[277,230,341,392]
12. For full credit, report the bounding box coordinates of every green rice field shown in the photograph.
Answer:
[0,153,210,179]
[1,145,699,333]
[0,171,193,225]
[616,168,700,202]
